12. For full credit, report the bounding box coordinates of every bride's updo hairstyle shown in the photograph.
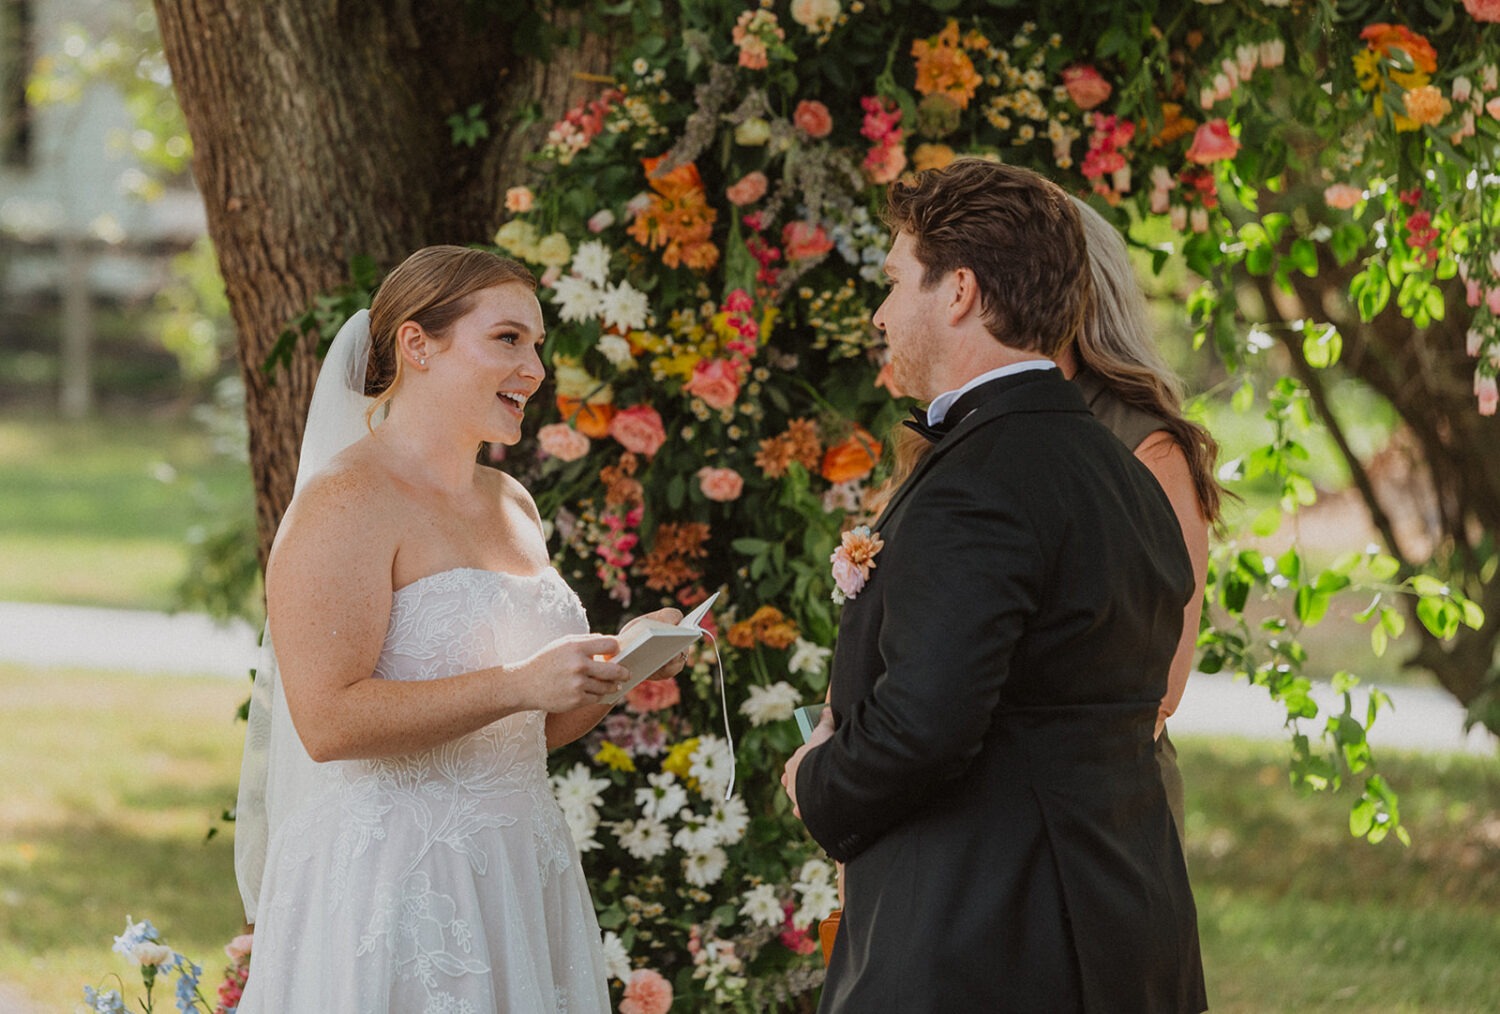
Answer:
[365,245,537,423]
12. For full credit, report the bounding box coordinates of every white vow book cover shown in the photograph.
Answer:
[604,592,719,706]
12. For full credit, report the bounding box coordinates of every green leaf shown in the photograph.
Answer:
[732,538,770,555]
[1231,379,1256,413]
[1380,606,1406,638]
[1295,586,1331,626]
[1350,797,1375,838]
[1250,507,1283,537]
[1409,574,1448,597]
[1370,623,1388,657]
[1367,554,1400,582]
[1301,324,1342,369]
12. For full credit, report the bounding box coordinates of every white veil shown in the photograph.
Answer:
[235,309,379,922]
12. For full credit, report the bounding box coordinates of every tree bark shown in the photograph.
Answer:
[152,0,616,567]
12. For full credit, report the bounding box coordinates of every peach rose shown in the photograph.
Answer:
[794,99,834,138]
[555,394,615,439]
[726,171,769,207]
[697,466,745,502]
[1063,65,1112,110]
[1463,0,1500,23]
[684,358,742,409]
[619,968,673,1014]
[626,675,681,713]
[1323,183,1364,210]
[1403,84,1448,127]
[782,220,835,261]
[504,186,534,213]
[1186,119,1240,164]
[537,422,591,462]
[608,404,667,457]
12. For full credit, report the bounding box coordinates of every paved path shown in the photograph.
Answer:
[2,601,1494,756]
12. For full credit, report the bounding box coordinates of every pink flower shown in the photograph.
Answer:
[726,171,769,207]
[697,466,745,502]
[504,186,534,213]
[1487,96,1500,120]
[1186,119,1240,164]
[620,968,674,1014]
[225,934,254,964]
[782,220,835,261]
[537,422,591,462]
[1467,278,1484,307]
[1062,65,1112,110]
[1260,39,1285,69]
[1190,207,1210,234]
[684,358,742,409]
[1463,0,1500,23]
[1323,183,1364,210]
[1169,205,1188,232]
[1477,374,1499,416]
[794,99,834,138]
[626,675,681,713]
[587,209,616,233]
[829,525,884,603]
[1468,328,1485,357]
[863,140,907,184]
[1489,288,1500,315]
[608,405,667,457]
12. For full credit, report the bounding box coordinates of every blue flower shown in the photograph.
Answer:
[110,915,160,957]
[173,955,203,1012]
[82,986,127,1014]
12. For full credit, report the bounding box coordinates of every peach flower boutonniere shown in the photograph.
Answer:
[830,525,884,604]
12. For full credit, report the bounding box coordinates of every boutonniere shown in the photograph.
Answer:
[830,525,884,604]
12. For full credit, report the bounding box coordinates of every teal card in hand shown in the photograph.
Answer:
[794,703,828,742]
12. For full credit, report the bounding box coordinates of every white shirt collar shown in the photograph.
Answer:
[926,360,1057,426]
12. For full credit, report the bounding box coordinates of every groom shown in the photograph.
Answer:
[783,159,1208,1012]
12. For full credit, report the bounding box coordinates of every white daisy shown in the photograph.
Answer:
[551,273,603,323]
[688,736,736,798]
[706,795,749,846]
[739,883,784,928]
[794,878,840,929]
[788,639,832,678]
[635,771,689,822]
[683,846,729,887]
[572,240,613,286]
[600,280,651,332]
[600,931,632,983]
[672,821,719,855]
[613,816,672,861]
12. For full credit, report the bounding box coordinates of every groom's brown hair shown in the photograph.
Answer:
[883,158,1093,358]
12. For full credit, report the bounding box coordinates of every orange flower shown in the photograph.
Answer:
[1152,103,1197,147]
[600,452,644,509]
[820,426,882,484]
[555,394,615,438]
[912,142,956,172]
[640,521,710,592]
[912,20,982,110]
[1402,84,1449,127]
[1359,23,1437,78]
[755,418,823,478]
[729,605,800,650]
[628,155,720,271]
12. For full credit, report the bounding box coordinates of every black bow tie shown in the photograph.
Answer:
[903,405,951,444]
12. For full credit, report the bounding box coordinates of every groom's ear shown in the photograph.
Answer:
[946,266,981,326]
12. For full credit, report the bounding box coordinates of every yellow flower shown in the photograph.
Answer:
[552,355,613,402]
[535,232,573,267]
[594,740,636,772]
[913,142,957,171]
[663,737,701,790]
[1352,50,1383,92]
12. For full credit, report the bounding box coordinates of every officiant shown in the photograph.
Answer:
[781,159,1208,1013]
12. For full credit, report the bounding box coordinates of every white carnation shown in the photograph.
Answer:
[552,763,609,810]
[597,334,636,370]
[129,943,174,967]
[600,280,651,332]
[683,846,729,888]
[635,771,689,822]
[739,681,800,727]
[600,930,632,983]
[673,821,719,855]
[739,883,784,928]
[787,639,832,679]
[572,240,612,286]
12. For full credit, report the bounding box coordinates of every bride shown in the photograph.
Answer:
[234,245,681,1012]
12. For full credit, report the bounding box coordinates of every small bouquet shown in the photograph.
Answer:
[82,916,251,1014]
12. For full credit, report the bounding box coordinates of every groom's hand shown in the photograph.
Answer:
[781,709,835,819]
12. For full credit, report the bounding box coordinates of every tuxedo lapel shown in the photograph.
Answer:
[875,369,1089,534]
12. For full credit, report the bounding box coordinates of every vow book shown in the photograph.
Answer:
[605,592,719,706]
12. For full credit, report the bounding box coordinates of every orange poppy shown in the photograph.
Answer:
[555,394,616,439]
[820,426,883,483]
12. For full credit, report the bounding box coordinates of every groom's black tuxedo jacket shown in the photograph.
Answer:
[797,369,1208,1013]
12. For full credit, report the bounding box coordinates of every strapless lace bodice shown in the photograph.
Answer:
[237,567,610,1014]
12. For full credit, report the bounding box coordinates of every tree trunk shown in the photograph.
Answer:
[1252,249,1500,721]
[152,0,616,567]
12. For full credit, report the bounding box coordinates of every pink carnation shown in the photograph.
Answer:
[697,466,745,502]
[1323,184,1364,210]
[782,220,835,261]
[1463,0,1500,23]
[626,675,681,713]
[794,99,834,138]
[620,968,673,1014]
[1062,65,1112,110]
[504,186,534,213]
[608,405,667,457]
[1477,374,1498,416]
[863,140,908,184]
[1186,119,1240,164]
[537,422,591,462]
[684,358,743,410]
[225,934,254,964]
[726,171,769,207]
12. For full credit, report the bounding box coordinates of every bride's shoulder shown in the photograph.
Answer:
[477,464,544,526]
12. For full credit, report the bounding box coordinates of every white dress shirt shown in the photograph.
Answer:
[925,360,1057,426]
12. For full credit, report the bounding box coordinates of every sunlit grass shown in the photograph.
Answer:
[0,664,246,1011]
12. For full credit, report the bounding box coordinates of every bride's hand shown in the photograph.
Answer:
[507,634,629,713]
[619,608,690,682]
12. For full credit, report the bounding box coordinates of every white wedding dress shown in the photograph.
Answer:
[236,567,611,1014]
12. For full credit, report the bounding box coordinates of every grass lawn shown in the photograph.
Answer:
[0,411,255,613]
[0,664,246,1011]
[0,664,1496,1012]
